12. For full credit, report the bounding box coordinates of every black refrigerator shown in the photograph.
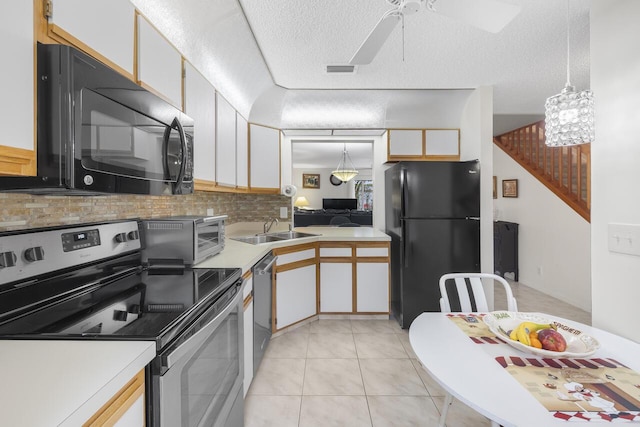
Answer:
[385,161,481,328]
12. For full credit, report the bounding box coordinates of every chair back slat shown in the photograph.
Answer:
[454,277,473,312]
[438,272,517,313]
[468,277,489,312]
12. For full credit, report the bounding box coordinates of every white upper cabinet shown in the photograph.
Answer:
[137,14,182,107]
[249,124,280,191]
[49,0,135,77]
[388,130,423,158]
[236,114,249,188]
[216,94,237,187]
[184,62,216,183]
[1,1,34,156]
[425,129,460,157]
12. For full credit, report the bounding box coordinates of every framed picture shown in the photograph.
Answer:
[502,179,518,198]
[302,174,320,189]
[493,176,497,199]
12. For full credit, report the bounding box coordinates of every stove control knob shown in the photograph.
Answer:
[127,230,140,241]
[114,232,129,243]
[0,251,17,268]
[24,246,45,262]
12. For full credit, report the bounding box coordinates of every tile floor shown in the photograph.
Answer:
[244,281,591,427]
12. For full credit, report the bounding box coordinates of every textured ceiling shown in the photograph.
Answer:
[132,0,591,128]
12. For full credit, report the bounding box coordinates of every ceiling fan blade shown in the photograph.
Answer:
[350,12,402,65]
[430,0,521,33]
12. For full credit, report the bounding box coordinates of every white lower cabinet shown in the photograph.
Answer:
[356,262,389,312]
[275,265,316,330]
[319,263,352,312]
[84,369,145,427]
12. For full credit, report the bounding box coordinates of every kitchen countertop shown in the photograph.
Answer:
[0,340,155,427]
[196,224,391,274]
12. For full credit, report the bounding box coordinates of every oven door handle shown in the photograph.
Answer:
[163,282,242,369]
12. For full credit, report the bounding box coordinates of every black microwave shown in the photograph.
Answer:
[0,43,194,196]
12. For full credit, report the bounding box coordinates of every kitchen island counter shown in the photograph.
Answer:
[195,225,390,274]
[0,340,155,426]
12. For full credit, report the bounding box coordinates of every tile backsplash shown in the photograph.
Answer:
[0,191,291,231]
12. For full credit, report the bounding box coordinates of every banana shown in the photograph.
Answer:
[516,324,531,346]
[509,327,519,341]
[519,321,554,333]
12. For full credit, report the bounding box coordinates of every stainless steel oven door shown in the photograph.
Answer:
[155,281,243,427]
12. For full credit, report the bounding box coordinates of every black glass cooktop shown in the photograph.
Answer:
[0,253,241,350]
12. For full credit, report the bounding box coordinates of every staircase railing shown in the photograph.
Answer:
[493,120,590,222]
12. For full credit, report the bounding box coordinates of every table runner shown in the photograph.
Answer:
[496,356,640,422]
[446,313,504,344]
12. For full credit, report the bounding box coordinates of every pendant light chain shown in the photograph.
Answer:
[565,0,571,88]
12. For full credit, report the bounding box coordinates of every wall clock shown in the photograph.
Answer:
[329,175,343,186]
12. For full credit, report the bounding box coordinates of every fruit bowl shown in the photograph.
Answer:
[483,311,600,358]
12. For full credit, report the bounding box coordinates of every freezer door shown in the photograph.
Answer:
[401,161,480,219]
[400,218,480,327]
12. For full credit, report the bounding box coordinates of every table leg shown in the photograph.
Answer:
[438,393,453,427]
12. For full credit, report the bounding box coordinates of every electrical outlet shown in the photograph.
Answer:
[280,207,288,219]
[206,208,214,216]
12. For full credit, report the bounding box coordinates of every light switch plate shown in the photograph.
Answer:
[280,207,288,219]
[608,223,640,256]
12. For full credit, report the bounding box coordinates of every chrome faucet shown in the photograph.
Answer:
[264,217,279,234]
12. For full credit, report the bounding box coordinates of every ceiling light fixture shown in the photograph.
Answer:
[544,0,594,147]
[331,144,359,182]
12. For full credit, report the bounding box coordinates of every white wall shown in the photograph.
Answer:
[591,1,640,342]
[493,147,591,311]
[292,167,352,210]
[460,86,495,306]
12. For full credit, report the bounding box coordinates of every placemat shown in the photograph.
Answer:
[447,313,504,344]
[496,356,640,422]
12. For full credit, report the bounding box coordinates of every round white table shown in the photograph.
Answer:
[409,312,640,427]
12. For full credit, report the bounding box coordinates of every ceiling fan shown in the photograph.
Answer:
[349,0,522,65]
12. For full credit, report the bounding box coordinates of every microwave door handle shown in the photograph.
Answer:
[171,117,188,193]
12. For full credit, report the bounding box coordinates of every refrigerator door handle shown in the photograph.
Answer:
[401,167,408,218]
[402,220,410,268]
[467,216,480,221]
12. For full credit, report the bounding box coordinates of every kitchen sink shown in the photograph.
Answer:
[230,231,318,245]
[267,231,318,240]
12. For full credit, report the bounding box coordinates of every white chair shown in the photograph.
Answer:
[439,272,518,313]
[436,272,517,427]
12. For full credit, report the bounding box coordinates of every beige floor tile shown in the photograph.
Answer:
[396,332,418,359]
[351,319,397,334]
[354,333,408,358]
[368,396,440,427]
[359,358,427,396]
[431,396,493,427]
[299,396,372,427]
[309,319,353,333]
[248,358,305,395]
[264,332,309,358]
[287,322,312,334]
[307,333,357,358]
[244,395,301,427]
[411,359,447,397]
[302,358,365,395]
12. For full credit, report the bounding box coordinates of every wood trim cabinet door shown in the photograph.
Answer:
[137,14,182,108]
[249,124,281,193]
[83,369,145,427]
[215,94,237,188]
[184,62,216,185]
[236,113,249,189]
[0,0,36,176]
[388,129,460,161]
[47,0,136,78]
[275,265,316,330]
[356,262,389,313]
[319,262,353,313]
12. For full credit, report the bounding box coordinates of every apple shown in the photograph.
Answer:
[538,328,567,352]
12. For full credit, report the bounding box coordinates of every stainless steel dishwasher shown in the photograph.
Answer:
[252,252,276,372]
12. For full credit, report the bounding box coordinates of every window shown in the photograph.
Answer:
[354,180,373,211]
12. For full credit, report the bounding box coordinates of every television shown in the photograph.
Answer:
[323,198,357,210]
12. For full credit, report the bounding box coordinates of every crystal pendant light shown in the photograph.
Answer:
[544,0,594,147]
[331,144,359,182]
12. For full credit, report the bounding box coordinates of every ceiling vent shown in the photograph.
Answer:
[326,64,357,74]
